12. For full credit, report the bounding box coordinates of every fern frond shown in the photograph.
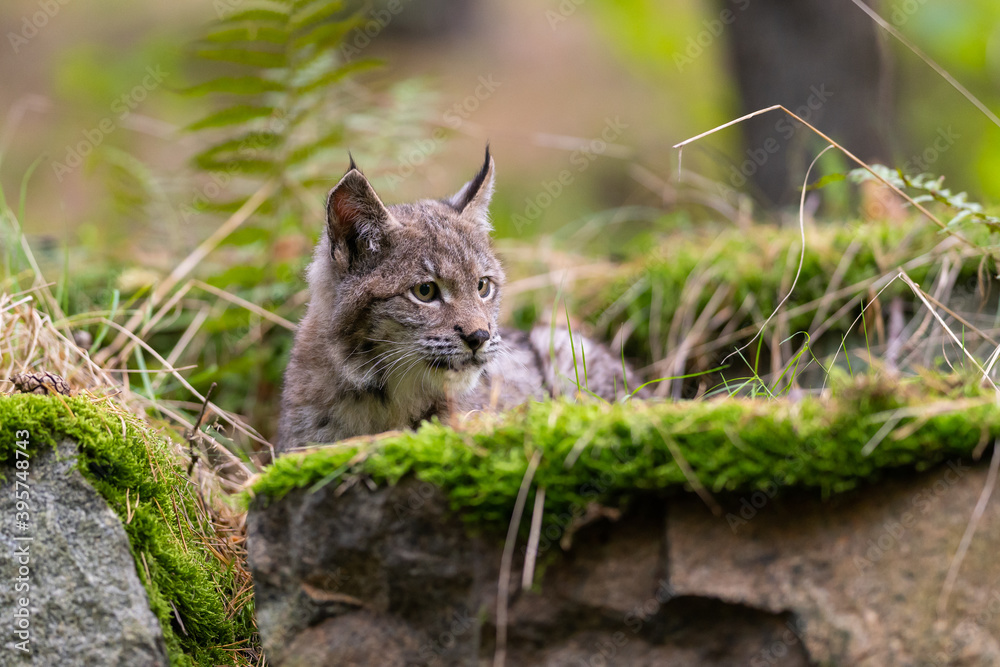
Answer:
[187,106,277,131]
[194,46,287,68]
[200,25,288,45]
[185,0,437,235]
[217,7,290,26]
[295,59,381,95]
[183,76,285,96]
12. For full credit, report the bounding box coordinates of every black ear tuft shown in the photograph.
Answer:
[347,152,359,173]
[447,146,496,229]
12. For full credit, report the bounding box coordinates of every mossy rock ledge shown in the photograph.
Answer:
[248,379,1000,666]
[0,395,255,666]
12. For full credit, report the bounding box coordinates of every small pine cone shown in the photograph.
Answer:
[9,372,72,396]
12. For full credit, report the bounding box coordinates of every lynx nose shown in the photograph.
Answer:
[459,328,490,352]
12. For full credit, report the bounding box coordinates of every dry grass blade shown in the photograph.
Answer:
[660,283,731,399]
[628,162,747,225]
[898,272,999,392]
[494,448,542,667]
[97,179,277,366]
[819,275,914,391]
[734,144,829,368]
[563,421,600,469]
[151,305,212,392]
[673,105,971,248]
[1,292,114,393]
[908,284,999,349]
[654,422,721,516]
[806,239,862,334]
[1,289,259,663]
[521,486,546,590]
[504,263,619,297]
[850,0,1000,130]
[937,441,1000,616]
[192,280,296,331]
[96,317,271,456]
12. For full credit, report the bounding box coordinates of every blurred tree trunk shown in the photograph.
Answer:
[721,0,894,207]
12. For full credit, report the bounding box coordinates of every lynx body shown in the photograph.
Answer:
[277,150,634,451]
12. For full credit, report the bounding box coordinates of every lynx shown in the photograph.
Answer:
[277,149,637,451]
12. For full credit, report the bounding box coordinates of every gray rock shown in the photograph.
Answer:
[248,478,486,666]
[669,459,1000,666]
[248,455,1000,665]
[249,478,809,666]
[0,440,168,666]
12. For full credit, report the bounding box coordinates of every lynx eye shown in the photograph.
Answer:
[412,282,438,303]
[477,277,492,298]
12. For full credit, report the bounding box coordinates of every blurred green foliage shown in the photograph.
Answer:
[94,0,441,439]
[588,0,1000,200]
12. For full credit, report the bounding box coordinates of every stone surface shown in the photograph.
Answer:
[248,478,487,666]
[249,479,809,666]
[0,440,168,666]
[249,455,1000,666]
[669,459,1000,666]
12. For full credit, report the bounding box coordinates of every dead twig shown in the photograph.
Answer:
[937,441,1000,616]
[521,487,546,590]
[494,449,542,667]
[187,382,218,476]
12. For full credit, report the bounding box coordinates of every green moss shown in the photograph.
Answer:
[251,377,997,538]
[0,395,255,666]
[586,219,995,364]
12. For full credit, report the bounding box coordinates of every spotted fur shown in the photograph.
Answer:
[277,149,637,451]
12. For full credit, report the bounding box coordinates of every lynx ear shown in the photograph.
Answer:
[447,146,495,231]
[326,159,397,269]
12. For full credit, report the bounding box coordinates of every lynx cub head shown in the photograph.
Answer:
[307,148,504,399]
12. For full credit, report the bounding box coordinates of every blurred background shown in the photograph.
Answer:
[3,0,1000,443]
[6,0,1000,238]
[0,0,1000,230]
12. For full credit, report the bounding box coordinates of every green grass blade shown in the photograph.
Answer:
[628,365,729,399]
[133,346,156,400]
[564,302,581,393]
[619,326,630,397]
[90,290,121,354]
